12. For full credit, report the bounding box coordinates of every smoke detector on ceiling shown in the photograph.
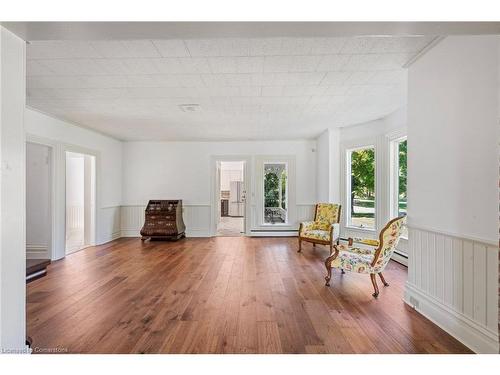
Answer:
[179,104,201,113]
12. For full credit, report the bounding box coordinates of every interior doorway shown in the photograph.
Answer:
[26,142,53,261]
[216,161,246,236]
[65,151,96,254]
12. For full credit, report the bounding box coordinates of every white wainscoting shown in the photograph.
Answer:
[66,205,84,229]
[98,206,121,244]
[297,204,316,224]
[404,226,499,353]
[26,244,49,259]
[120,204,211,238]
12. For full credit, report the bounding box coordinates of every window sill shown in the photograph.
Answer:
[345,226,376,232]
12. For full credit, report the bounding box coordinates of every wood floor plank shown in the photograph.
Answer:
[26,237,473,354]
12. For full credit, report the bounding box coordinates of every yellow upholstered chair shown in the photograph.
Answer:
[324,215,406,298]
[298,203,341,255]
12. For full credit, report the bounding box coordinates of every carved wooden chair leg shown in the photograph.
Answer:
[341,269,345,274]
[324,258,333,286]
[297,238,302,253]
[370,274,379,298]
[313,243,316,247]
[379,272,389,287]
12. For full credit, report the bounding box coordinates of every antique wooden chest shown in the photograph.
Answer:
[140,200,186,240]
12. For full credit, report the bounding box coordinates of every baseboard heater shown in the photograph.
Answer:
[250,229,298,237]
[392,250,408,267]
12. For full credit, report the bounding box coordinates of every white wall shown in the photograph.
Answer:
[25,108,123,258]
[405,36,499,353]
[316,128,340,203]
[220,161,243,191]
[408,37,498,243]
[26,142,51,259]
[0,26,26,351]
[66,153,84,207]
[121,140,317,237]
[65,152,85,237]
[340,107,407,143]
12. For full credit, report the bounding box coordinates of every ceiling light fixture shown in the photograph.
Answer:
[179,104,201,113]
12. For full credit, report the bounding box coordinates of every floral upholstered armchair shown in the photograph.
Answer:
[298,203,341,254]
[324,215,406,298]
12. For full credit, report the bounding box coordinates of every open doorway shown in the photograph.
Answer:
[26,141,53,264]
[65,151,96,254]
[216,161,246,236]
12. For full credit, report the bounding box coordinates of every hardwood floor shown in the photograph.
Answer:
[27,237,472,354]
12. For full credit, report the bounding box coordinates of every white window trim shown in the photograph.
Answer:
[254,155,296,230]
[262,161,289,225]
[389,136,407,218]
[343,142,377,233]
[388,132,408,241]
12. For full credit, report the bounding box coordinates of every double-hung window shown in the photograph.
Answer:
[346,146,376,230]
[390,137,408,238]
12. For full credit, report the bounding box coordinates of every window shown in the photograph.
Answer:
[347,146,375,230]
[391,137,408,238]
[263,162,288,224]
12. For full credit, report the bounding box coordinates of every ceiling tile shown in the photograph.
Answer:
[282,85,327,97]
[344,71,376,85]
[340,37,378,54]
[151,40,190,57]
[249,38,283,56]
[370,36,435,53]
[316,54,350,71]
[320,71,350,85]
[344,54,404,71]
[263,55,321,72]
[239,86,262,97]
[208,57,263,74]
[95,59,160,75]
[90,41,160,58]
[37,59,106,75]
[153,57,210,74]
[279,38,314,55]
[186,38,250,57]
[323,85,351,96]
[261,86,283,97]
[27,41,102,59]
[309,37,347,54]
[202,74,252,87]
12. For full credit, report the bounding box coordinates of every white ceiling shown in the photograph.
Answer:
[26,36,438,141]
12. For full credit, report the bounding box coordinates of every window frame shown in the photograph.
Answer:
[262,161,289,226]
[389,136,408,239]
[345,144,377,232]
